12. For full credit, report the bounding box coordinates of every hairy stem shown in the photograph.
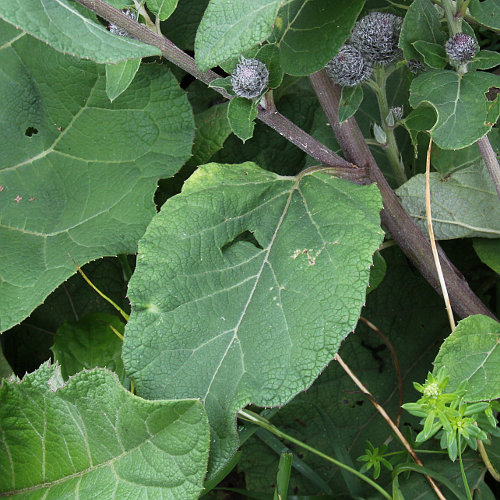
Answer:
[308,69,496,321]
[477,135,500,202]
[74,0,496,321]
[367,67,407,186]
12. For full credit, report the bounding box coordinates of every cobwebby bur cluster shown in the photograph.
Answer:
[231,57,269,99]
[445,33,479,64]
[325,12,403,87]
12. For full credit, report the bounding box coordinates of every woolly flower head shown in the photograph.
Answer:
[325,44,372,87]
[231,57,269,99]
[445,33,478,64]
[350,12,403,65]
[109,9,136,37]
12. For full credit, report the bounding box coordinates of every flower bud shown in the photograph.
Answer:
[325,44,372,87]
[445,33,478,64]
[350,12,403,65]
[231,57,269,99]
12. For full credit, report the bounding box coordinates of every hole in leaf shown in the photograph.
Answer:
[486,86,499,102]
[25,127,38,137]
[221,230,263,254]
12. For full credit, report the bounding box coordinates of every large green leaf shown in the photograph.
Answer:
[0,28,194,332]
[399,0,446,63]
[433,315,500,401]
[409,70,500,149]
[0,0,160,63]
[396,163,500,239]
[271,0,364,76]
[123,162,383,475]
[469,0,500,31]
[194,0,281,71]
[0,363,210,498]
[240,247,450,497]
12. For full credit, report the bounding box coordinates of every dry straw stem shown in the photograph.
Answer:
[334,353,448,500]
[425,138,456,332]
[359,316,403,427]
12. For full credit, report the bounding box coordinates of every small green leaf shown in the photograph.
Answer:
[399,0,446,63]
[227,97,258,142]
[412,41,447,69]
[473,238,500,275]
[402,106,436,155]
[0,0,160,63]
[368,251,386,294]
[271,0,364,76]
[255,43,283,89]
[409,69,500,149]
[469,0,500,31]
[146,0,178,21]
[0,363,210,498]
[194,0,281,71]
[396,162,500,239]
[433,315,500,402]
[209,76,234,94]
[51,312,126,382]
[105,58,141,101]
[338,85,364,123]
[468,50,500,71]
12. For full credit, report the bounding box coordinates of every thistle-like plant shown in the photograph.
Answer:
[231,57,269,99]
[325,44,372,87]
[350,12,403,65]
[445,33,479,65]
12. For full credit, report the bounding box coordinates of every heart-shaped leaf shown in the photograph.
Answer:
[123,162,383,474]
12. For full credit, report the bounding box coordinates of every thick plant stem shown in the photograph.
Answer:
[442,0,462,34]
[309,69,496,321]
[75,0,496,321]
[477,135,500,202]
[334,354,448,500]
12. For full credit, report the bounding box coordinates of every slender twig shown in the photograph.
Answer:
[334,353,448,500]
[359,316,403,427]
[477,135,500,202]
[425,138,456,331]
[477,439,500,482]
[238,409,393,500]
[308,69,496,321]
[73,0,496,321]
